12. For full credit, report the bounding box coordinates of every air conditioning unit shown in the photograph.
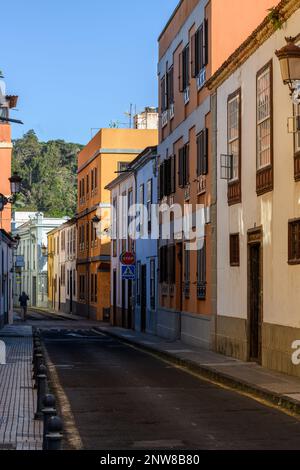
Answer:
[197,68,206,91]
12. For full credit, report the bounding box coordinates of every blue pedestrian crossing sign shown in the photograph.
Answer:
[122,265,136,280]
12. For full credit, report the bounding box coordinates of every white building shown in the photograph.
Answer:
[12,212,68,308]
[48,218,77,314]
[208,0,300,376]
[134,107,159,130]
[106,166,136,328]
[0,229,14,327]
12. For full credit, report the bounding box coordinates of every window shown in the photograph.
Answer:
[168,245,176,285]
[121,192,127,252]
[147,179,152,233]
[128,189,133,251]
[230,234,240,267]
[294,103,300,181]
[159,155,176,199]
[182,44,189,91]
[197,239,206,300]
[228,92,240,181]
[91,273,97,303]
[295,104,300,154]
[73,270,76,296]
[67,270,70,296]
[86,174,89,195]
[191,19,208,78]
[159,245,168,283]
[288,220,300,264]
[179,44,190,92]
[136,262,141,305]
[257,64,272,170]
[60,265,65,286]
[197,129,208,176]
[150,259,155,310]
[112,197,117,257]
[94,168,98,189]
[161,75,167,113]
[167,66,174,108]
[178,143,189,188]
[139,184,144,237]
[184,244,190,297]
[79,275,85,301]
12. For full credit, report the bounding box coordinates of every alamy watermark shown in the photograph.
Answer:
[93,199,210,251]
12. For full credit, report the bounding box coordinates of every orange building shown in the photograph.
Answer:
[157,0,277,348]
[0,92,18,233]
[77,127,158,320]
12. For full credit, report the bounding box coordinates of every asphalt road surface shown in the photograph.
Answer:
[41,327,300,450]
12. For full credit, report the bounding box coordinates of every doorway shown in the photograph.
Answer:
[121,279,126,328]
[248,230,262,363]
[127,280,133,329]
[112,270,117,325]
[140,264,147,332]
[32,276,37,307]
[70,270,73,314]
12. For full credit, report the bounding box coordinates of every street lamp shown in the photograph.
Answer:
[276,37,300,97]
[9,173,22,195]
[0,173,22,212]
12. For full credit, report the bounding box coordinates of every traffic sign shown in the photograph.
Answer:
[120,251,135,265]
[122,265,136,280]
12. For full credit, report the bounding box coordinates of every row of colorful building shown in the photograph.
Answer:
[12,0,300,379]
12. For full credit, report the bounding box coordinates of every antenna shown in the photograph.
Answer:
[124,103,135,129]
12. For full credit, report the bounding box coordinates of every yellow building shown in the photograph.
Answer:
[77,126,158,321]
[47,230,55,309]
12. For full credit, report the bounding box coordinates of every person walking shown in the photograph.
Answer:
[19,291,29,321]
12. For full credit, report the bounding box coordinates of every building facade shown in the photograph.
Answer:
[0,230,14,327]
[208,0,300,377]
[106,146,158,332]
[0,79,18,233]
[13,212,68,308]
[132,147,158,334]
[47,218,77,314]
[157,0,277,349]
[106,165,136,328]
[76,127,158,321]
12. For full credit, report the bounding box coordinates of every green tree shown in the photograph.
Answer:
[12,130,83,217]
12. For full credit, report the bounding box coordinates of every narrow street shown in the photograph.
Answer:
[25,316,300,451]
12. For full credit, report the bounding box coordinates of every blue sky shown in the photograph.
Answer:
[3,0,178,144]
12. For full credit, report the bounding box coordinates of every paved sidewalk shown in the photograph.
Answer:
[0,324,43,450]
[96,325,300,414]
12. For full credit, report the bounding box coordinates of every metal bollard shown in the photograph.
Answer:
[46,416,63,451]
[42,394,57,450]
[34,364,47,420]
[33,347,44,381]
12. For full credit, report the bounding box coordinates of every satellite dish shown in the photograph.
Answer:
[292,80,300,106]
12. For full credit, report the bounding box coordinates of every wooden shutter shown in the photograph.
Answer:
[170,155,176,194]
[203,18,209,66]
[159,163,164,199]
[178,51,184,92]
[191,33,196,78]
[203,128,208,175]
[161,75,166,112]
[178,148,184,187]
[197,239,206,299]
[168,66,174,105]
[185,144,190,185]
[230,234,240,266]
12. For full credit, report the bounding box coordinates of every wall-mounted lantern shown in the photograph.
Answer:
[276,36,300,102]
